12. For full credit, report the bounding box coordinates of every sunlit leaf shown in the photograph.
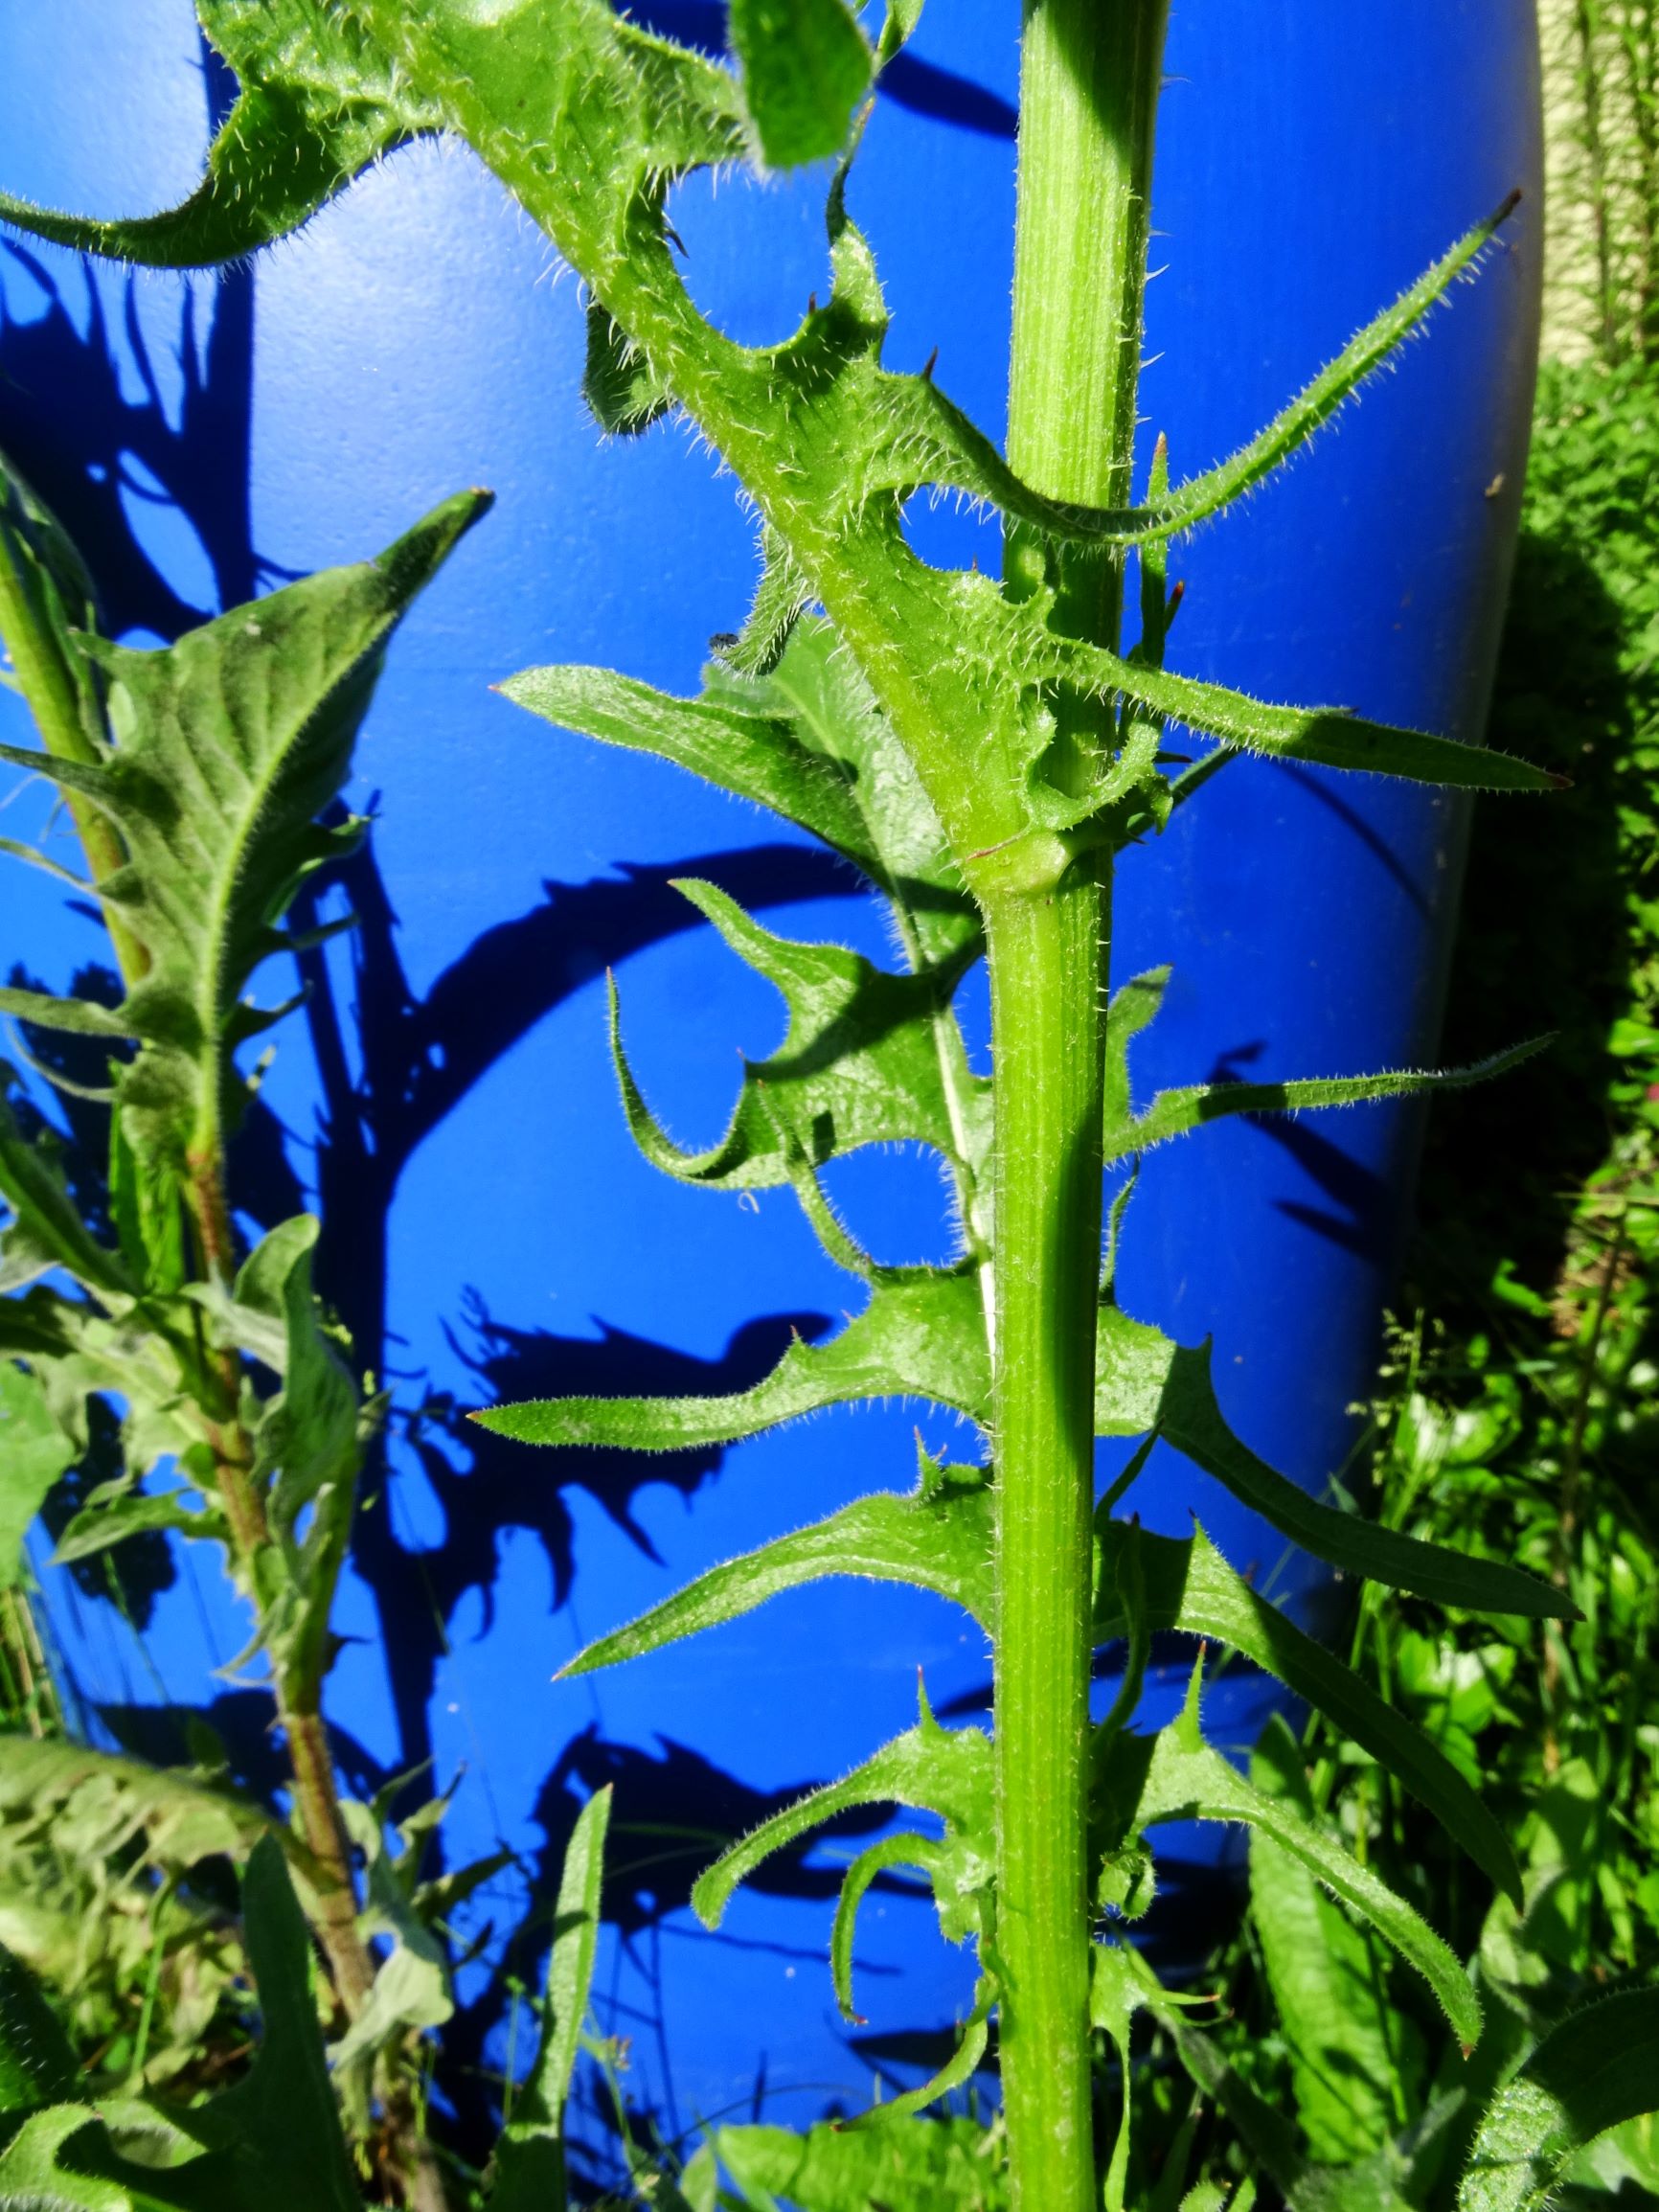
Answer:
[564,1448,993,1675]
[611,879,970,1191]
[1156,1341,1572,1621]
[1092,1520,1523,1909]
[490,1785,612,2212]
[1107,1038,1551,1161]
[0,1362,77,1588]
[1097,1690,1481,2045]
[0,1,442,267]
[478,1259,989,1450]
[1248,1716,1405,2163]
[693,1709,990,1930]
[729,0,873,168]
[1460,1990,1659,2212]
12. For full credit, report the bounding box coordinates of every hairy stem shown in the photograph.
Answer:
[187,1145,446,2210]
[993,6,1167,2204]
[986,875,1108,2212]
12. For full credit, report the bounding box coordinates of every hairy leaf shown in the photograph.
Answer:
[730,0,873,169]
[1125,194,1523,545]
[1156,1340,1571,1621]
[612,879,969,1190]
[1460,1990,1659,2212]
[0,1,441,266]
[1093,1521,1523,1908]
[692,1710,990,1930]
[563,1450,993,1675]
[479,1259,988,1449]
[0,1946,80,2126]
[491,1784,612,2212]
[1106,1038,1551,1160]
[1097,1694,1481,2045]
[0,494,489,1174]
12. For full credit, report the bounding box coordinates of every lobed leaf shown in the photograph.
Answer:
[1097,1699,1482,2045]
[692,1713,990,1930]
[563,1450,994,1675]
[613,879,968,1190]
[478,1258,989,1449]
[0,0,442,267]
[1092,1520,1523,1908]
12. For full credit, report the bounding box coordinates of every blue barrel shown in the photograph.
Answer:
[0,0,1540,2165]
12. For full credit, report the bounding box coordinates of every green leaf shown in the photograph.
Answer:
[0,992,136,1042]
[490,1783,611,2211]
[0,1946,79,2125]
[0,1737,282,1877]
[233,1219,359,1550]
[612,879,969,1190]
[1096,1697,1482,2046]
[170,1836,362,2212]
[501,663,876,870]
[1106,1038,1551,1161]
[1041,635,1561,796]
[1126,194,1523,545]
[692,1711,990,1931]
[1102,967,1170,1145]
[478,1258,989,1450]
[729,0,874,169]
[0,1362,77,1589]
[714,2109,1007,2211]
[1460,1989,1659,2212]
[562,1450,993,1676]
[0,1,442,267]
[1155,1340,1572,1622]
[1162,2025,1307,2204]
[1248,1716,1404,2164]
[51,1489,230,1570]
[330,1803,453,2075]
[1092,1520,1524,1910]
[713,526,814,678]
[0,493,489,1174]
[582,303,671,436]
[0,1072,131,1303]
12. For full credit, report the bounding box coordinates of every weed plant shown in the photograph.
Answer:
[0,7,1653,2211]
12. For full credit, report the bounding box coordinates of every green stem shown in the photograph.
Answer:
[993,7,1167,2205]
[986,875,1109,2212]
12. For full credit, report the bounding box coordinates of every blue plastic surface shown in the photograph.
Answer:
[0,0,1540,2163]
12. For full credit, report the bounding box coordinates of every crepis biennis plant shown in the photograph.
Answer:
[4,2,1657,2210]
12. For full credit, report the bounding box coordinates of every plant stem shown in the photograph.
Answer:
[993,5,1167,2205]
[985,876,1108,2212]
